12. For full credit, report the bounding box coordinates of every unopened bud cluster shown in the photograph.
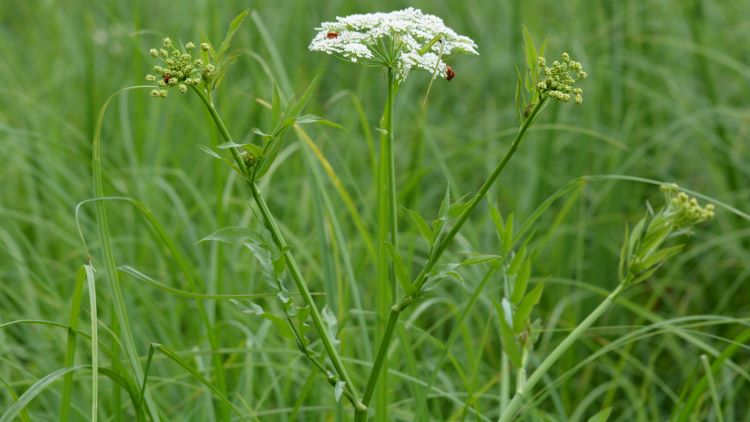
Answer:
[536,52,587,104]
[145,37,215,98]
[660,183,715,228]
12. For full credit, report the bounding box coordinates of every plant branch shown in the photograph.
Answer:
[498,282,626,422]
[193,86,364,411]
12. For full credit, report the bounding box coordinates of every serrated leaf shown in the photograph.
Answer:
[386,242,415,294]
[218,9,249,61]
[406,208,434,245]
[334,381,346,403]
[199,226,263,244]
[260,312,296,340]
[461,254,501,266]
[494,298,521,368]
[321,305,340,348]
[587,407,613,422]
[513,283,544,335]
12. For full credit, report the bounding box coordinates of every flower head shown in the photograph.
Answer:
[145,38,214,98]
[536,51,587,103]
[309,7,478,82]
[660,183,715,228]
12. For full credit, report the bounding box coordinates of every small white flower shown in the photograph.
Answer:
[309,7,478,82]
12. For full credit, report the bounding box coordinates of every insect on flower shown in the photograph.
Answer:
[445,66,456,81]
[163,73,172,84]
[326,31,339,39]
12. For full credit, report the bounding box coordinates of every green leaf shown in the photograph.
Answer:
[198,226,262,244]
[508,245,527,276]
[587,407,613,422]
[334,381,346,403]
[618,225,630,282]
[386,242,415,294]
[196,145,241,173]
[285,77,319,121]
[514,65,524,125]
[511,259,532,305]
[461,254,501,266]
[503,213,515,254]
[406,208,434,245]
[321,306,340,348]
[438,186,451,218]
[522,26,537,92]
[217,9,249,61]
[627,215,647,260]
[216,140,253,149]
[513,283,544,335]
[489,202,505,238]
[271,83,283,130]
[1,366,85,422]
[295,114,345,130]
[149,345,248,418]
[494,298,521,368]
[260,312,296,339]
[639,244,684,270]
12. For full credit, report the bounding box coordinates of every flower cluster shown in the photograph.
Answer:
[661,183,715,228]
[618,183,714,286]
[145,38,215,98]
[309,8,478,82]
[536,52,587,103]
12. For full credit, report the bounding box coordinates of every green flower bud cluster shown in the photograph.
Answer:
[618,183,714,286]
[660,183,715,228]
[145,37,215,98]
[536,52,587,104]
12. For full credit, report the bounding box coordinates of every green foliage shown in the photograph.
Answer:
[1,1,748,421]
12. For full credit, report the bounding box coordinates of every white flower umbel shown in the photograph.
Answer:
[309,7,478,82]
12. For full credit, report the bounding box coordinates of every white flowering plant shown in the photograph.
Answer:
[77,8,716,422]
[309,7,478,82]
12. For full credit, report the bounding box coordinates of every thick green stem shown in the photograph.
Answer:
[194,87,364,411]
[370,66,398,422]
[498,282,626,422]
[359,98,548,420]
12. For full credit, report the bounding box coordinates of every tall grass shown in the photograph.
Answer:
[1,0,749,420]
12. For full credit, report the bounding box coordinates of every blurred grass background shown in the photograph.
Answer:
[1,0,748,420]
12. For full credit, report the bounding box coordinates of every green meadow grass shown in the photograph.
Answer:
[1,0,749,420]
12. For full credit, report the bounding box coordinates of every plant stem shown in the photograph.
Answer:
[193,87,364,411]
[358,99,547,416]
[371,66,398,422]
[414,97,546,292]
[498,282,626,422]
